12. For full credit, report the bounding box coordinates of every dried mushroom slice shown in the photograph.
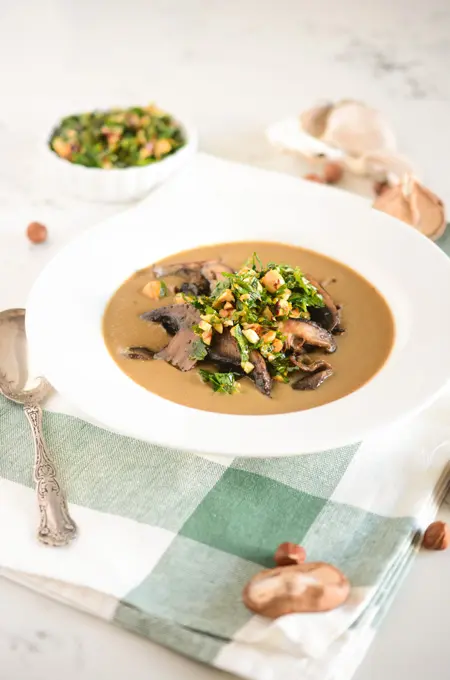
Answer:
[242,562,350,618]
[374,174,446,241]
[122,347,155,361]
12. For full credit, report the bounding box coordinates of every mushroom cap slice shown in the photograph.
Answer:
[210,330,272,397]
[152,260,233,294]
[200,261,234,285]
[321,101,397,157]
[304,274,340,331]
[154,328,198,372]
[290,356,331,373]
[209,329,241,366]
[373,175,446,241]
[248,349,272,397]
[242,562,350,618]
[282,320,336,353]
[300,102,333,138]
[292,367,333,391]
[152,261,204,278]
[142,304,202,372]
[121,347,155,361]
[141,304,201,335]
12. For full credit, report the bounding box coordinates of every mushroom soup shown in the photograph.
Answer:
[103,241,394,415]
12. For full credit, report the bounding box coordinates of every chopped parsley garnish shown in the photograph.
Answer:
[267,353,299,382]
[246,251,263,272]
[48,104,185,169]
[159,280,169,298]
[190,338,208,361]
[198,369,240,394]
[232,324,250,367]
[187,253,326,384]
[270,264,324,313]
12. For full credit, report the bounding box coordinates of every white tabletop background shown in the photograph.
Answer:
[1,1,450,678]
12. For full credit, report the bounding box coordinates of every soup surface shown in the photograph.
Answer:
[103,241,395,415]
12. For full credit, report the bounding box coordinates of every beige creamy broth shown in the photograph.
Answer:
[103,242,394,415]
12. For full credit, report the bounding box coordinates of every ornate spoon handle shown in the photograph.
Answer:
[24,403,77,546]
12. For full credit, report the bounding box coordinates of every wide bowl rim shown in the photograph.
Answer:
[25,155,450,457]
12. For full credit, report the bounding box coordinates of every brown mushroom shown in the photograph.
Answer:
[373,175,446,241]
[285,334,305,353]
[152,260,233,294]
[121,347,155,361]
[152,260,203,278]
[154,329,199,372]
[200,260,234,285]
[142,304,202,372]
[304,274,340,331]
[151,262,210,296]
[290,356,331,373]
[249,349,273,397]
[300,103,333,138]
[141,304,200,335]
[282,320,336,353]
[292,368,333,391]
[209,330,272,397]
[242,562,350,618]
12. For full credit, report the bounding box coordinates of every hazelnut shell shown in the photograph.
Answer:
[422,521,450,551]
[304,173,324,183]
[274,542,306,566]
[27,222,48,244]
[323,162,343,184]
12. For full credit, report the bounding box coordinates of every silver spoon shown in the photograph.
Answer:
[0,308,77,546]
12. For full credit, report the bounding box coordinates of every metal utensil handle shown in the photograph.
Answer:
[24,403,77,546]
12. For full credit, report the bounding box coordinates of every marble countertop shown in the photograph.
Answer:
[1,0,450,678]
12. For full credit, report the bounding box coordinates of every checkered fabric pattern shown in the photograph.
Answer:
[1,378,450,680]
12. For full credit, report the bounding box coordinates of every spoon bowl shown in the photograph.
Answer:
[0,308,52,404]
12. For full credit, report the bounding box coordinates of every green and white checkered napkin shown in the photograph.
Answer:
[1,381,450,680]
[1,159,450,679]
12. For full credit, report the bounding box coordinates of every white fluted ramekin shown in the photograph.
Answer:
[42,119,198,203]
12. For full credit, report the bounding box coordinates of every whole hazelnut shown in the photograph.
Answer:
[374,180,390,196]
[274,542,306,566]
[304,173,324,183]
[323,162,343,184]
[422,521,450,551]
[27,222,48,244]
